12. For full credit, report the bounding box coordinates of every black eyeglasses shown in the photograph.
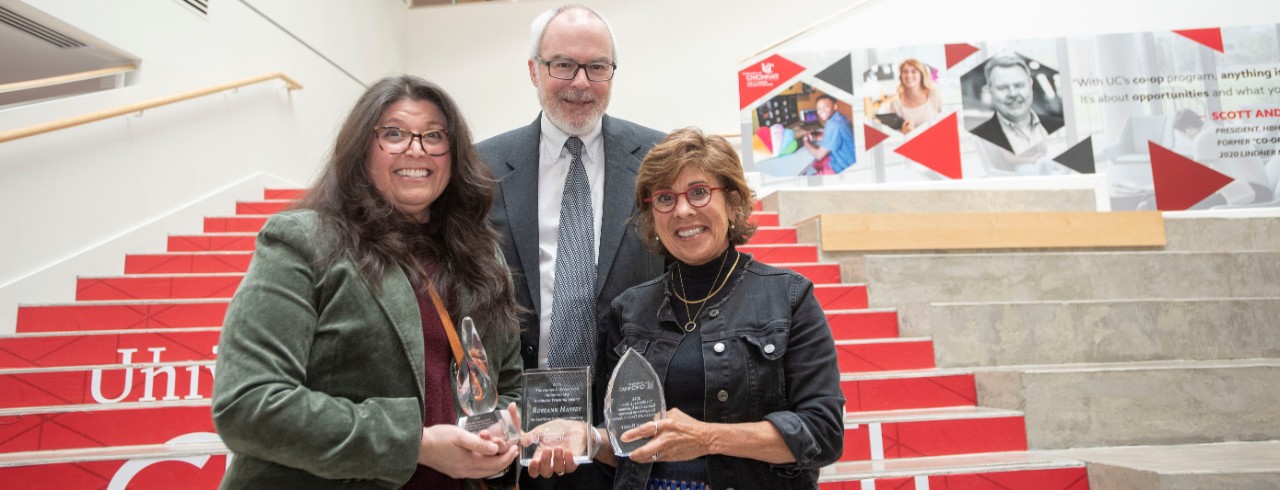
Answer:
[644,184,723,213]
[372,126,450,156]
[535,56,616,82]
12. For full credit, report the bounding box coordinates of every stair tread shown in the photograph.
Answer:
[1,327,221,339]
[1046,440,1280,474]
[841,368,974,381]
[21,298,229,306]
[835,337,930,345]
[80,273,245,279]
[935,295,1280,306]
[130,251,253,255]
[845,406,1023,424]
[971,357,1280,374]
[0,398,210,416]
[0,359,215,375]
[826,307,895,314]
[0,440,227,467]
[818,450,1085,481]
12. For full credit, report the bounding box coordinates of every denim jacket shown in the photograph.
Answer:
[600,256,845,490]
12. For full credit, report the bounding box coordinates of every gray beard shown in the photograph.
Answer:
[536,79,607,135]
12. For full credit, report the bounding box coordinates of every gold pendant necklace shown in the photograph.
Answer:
[676,251,741,332]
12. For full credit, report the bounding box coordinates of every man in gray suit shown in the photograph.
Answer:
[477,5,664,487]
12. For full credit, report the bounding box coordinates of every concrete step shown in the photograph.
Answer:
[814,284,869,310]
[125,252,253,274]
[841,369,976,412]
[828,309,898,341]
[740,243,818,263]
[762,187,1101,228]
[835,338,935,373]
[842,407,1028,461]
[235,200,293,215]
[76,274,243,301]
[167,233,257,252]
[818,451,1088,489]
[1050,440,1280,490]
[0,439,228,489]
[864,250,1280,337]
[203,215,270,233]
[16,300,228,333]
[976,359,1280,450]
[0,329,220,369]
[0,362,215,409]
[0,400,214,453]
[747,226,798,245]
[931,297,1280,368]
[1162,214,1280,252]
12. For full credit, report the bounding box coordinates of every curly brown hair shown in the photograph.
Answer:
[299,75,520,334]
[632,127,757,257]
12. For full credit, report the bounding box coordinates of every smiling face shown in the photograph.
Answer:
[987,64,1033,123]
[529,12,613,134]
[652,166,735,266]
[366,98,452,223]
[900,63,923,89]
[816,98,835,122]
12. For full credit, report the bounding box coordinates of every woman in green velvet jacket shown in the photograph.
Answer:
[212,75,523,489]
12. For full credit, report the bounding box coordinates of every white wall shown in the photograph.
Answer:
[2,0,1277,333]
[405,0,866,139]
[0,0,407,332]
[405,0,1280,141]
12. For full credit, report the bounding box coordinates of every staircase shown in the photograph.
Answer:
[742,201,1091,489]
[0,189,302,488]
[0,188,1119,488]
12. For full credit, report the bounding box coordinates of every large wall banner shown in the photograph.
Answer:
[738,24,1280,211]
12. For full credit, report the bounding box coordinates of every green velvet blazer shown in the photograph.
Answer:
[211,210,522,489]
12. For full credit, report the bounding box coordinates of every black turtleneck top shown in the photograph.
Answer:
[653,245,740,485]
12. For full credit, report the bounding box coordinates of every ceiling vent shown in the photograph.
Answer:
[0,5,86,48]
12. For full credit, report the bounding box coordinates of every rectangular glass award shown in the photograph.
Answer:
[604,347,666,457]
[455,317,518,442]
[520,367,596,465]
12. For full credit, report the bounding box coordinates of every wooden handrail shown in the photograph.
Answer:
[0,72,303,144]
[0,64,138,95]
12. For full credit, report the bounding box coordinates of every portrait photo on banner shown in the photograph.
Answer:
[863,58,945,136]
[960,50,1069,177]
[750,81,858,177]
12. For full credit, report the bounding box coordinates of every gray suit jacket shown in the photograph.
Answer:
[477,114,666,372]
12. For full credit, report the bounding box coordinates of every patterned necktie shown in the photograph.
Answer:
[547,136,597,369]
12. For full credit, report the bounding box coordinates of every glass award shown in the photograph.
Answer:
[520,367,596,465]
[455,317,518,442]
[604,347,665,457]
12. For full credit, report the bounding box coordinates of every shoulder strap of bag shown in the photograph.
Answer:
[427,279,464,363]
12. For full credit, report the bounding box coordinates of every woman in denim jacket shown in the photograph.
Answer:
[595,128,845,489]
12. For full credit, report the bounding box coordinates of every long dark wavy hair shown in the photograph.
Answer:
[299,75,519,334]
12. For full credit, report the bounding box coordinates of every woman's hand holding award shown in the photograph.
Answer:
[604,347,666,457]
[455,317,518,442]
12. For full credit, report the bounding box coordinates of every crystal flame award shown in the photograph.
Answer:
[604,347,665,457]
[455,317,518,441]
[520,366,596,465]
